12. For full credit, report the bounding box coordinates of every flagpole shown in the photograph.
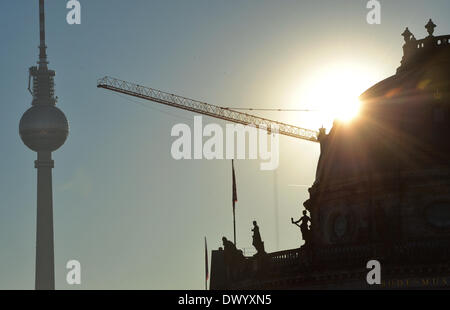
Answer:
[233,205,236,245]
[232,160,237,246]
[204,236,209,290]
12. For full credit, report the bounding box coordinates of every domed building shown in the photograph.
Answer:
[210,20,450,289]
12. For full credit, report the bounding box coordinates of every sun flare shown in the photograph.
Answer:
[293,63,378,130]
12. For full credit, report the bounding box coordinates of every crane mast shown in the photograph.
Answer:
[97,76,319,142]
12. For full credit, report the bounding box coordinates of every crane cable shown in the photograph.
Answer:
[223,108,317,112]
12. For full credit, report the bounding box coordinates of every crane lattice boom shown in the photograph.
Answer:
[97,76,319,142]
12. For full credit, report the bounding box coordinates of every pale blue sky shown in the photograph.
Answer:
[0,0,449,289]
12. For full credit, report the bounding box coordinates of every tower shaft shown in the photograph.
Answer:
[35,151,55,290]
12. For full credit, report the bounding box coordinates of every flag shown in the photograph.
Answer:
[232,160,237,210]
[204,236,209,289]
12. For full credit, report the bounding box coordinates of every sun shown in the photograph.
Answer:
[293,63,377,130]
[323,85,362,123]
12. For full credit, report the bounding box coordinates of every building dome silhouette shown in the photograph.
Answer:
[315,20,450,183]
[19,105,69,152]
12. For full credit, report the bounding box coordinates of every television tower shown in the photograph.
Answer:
[19,0,69,290]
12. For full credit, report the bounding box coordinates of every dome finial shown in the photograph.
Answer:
[425,19,436,37]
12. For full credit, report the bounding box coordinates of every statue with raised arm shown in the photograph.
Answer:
[292,210,311,244]
[251,221,266,255]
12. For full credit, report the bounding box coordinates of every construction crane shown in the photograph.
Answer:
[96,76,320,143]
[97,75,320,251]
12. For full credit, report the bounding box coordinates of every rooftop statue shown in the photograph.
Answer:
[251,221,266,255]
[221,236,245,280]
[222,236,240,256]
[291,210,311,246]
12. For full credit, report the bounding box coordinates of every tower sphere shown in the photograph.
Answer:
[19,105,69,152]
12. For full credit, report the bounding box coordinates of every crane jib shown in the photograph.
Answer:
[96,76,319,143]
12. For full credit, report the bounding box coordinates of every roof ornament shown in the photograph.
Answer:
[401,27,413,43]
[425,19,436,37]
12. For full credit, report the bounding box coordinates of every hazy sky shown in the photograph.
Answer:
[1,0,449,289]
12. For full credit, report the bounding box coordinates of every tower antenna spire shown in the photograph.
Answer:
[38,0,48,65]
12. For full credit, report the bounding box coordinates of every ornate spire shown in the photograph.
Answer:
[425,19,436,37]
